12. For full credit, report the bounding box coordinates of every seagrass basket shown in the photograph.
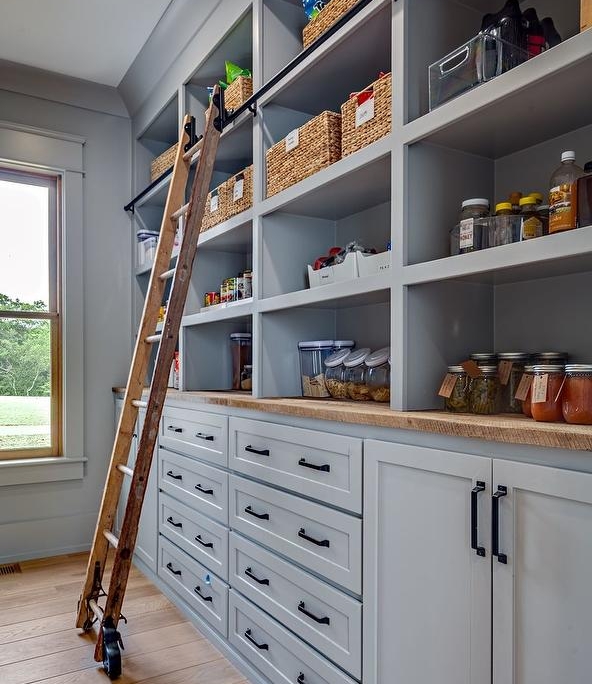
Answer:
[225,76,253,112]
[201,183,229,232]
[225,165,253,218]
[150,143,177,181]
[302,0,360,48]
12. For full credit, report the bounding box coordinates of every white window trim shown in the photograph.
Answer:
[0,120,87,485]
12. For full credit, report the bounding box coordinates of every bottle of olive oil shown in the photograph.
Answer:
[548,151,584,233]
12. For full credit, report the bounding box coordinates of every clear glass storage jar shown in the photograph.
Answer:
[365,347,391,402]
[530,364,565,423]
[344,348,371,401]
[230,332,252,391]
[521,365,535,417]
[469,365,500,415]
[498,352,530,413]
[298,340,334,398]
[533,352,568,365]
[470,352,498,367]
[444,366,470,413]
[562,365,592,425]
[324,349,350,399]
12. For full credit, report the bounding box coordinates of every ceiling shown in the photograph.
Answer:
[0,0,174,87]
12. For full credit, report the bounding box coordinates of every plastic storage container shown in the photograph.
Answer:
[298,340,334,397]
[469,365,500,414]
[562,365,592,425]
[344,348,371,401]
[240,364,252,391]
[230,333,252,391]
[333,340,355,351]
[365,347,391,402]
[444,366,470,413]
[324,349,350,399]
[530,364,565,423]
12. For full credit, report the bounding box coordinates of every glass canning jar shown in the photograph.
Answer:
[562,365,592,425]
[469,365,500,415]
[344,348,371,401]
[530,364,565,423]
[470,352,498,367]
[533,352,568,365]
[444,366,469,413]
[365,347,391,402]
[521,365,535,417]
[323,349,350,400]
[498,352,530,413]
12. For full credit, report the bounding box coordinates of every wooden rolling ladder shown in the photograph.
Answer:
[76,89,223,680]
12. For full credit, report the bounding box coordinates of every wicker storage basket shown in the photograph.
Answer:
[201,183,229,232]
[341,72,392,157]
[266,111,341,197]
[225,166,253,218]
[302,0,360,48]
[150,143,177,181]
[225,76,253,112]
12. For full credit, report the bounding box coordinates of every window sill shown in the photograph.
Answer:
[0,456,86,486]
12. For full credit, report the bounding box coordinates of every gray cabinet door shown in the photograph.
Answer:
[493,460,592,684]
[364,439,491,684]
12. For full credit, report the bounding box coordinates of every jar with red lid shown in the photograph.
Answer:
[562,365,592,425]
[530,365,565,423]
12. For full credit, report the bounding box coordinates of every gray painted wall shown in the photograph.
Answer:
[0,79,132,562]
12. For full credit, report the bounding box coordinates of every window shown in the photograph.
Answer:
[0,167,61,459]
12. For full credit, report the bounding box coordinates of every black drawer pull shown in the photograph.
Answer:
[194,534,213,549]
[166,516,183,529]
[244,505,269,520]
[166,562,181,576]
[298,601,330,625]
[298,528,329,548]
[244,628,268,650]
[195,483,214,495]
[193,585,213,602]
[297,674,305,684]
[471,481,486,557]
[245,566,270,585]
[167,425,183,433]
[245,445,270,456]
[196,432,214,441]
[492,485,508,564]
[166,470,183,481]
[298,457,330,473]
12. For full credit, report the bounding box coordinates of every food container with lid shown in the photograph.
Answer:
[444,365,469,413]
[533,352,568,364]
[469,365,499,414]
[530,364,565,423]
[333,340,355,351]
[470,352,498,367]
[365,347,391,402]
[562,365,592,425]
[344,348,371,401]
[298,340,334,397]
[230,333,252,390]
[324,349,351,399]
[521,365,535,417]
[498,352,530,413]
[240,364,252,391]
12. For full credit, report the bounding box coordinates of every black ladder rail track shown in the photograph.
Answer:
[124,0,385,213]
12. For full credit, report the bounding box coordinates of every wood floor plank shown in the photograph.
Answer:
[135,657,247,684]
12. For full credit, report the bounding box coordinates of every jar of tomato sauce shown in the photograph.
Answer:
[521,365,535,418]
[562,365,592,425]
[530,365,565,423]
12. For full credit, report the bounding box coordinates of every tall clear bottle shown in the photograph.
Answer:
[548,151,584,234]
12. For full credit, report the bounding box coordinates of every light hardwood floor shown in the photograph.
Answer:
[0,552,249,684]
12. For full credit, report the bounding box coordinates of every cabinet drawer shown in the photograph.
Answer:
[158,535,228,637]
[229,590,357,684]
[159,492,228,581]
[229,417,362,513]
[160,405,227,467]
[159,447,228,524]
[230,475,361,593]
[230,532,361,678]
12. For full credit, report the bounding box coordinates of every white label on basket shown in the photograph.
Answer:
[355,96,375,127]
[285,128,299,152]
[233,179,244,202]
[210,194,219,213]
[459,218,474,250]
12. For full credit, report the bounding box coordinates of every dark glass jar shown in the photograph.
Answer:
[498,352,530,413]
[469,366,500,415]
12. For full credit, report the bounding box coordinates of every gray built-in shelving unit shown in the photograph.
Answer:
[129,0,592,411]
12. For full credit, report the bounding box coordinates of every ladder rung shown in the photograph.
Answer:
[88,599,104,622]
[145,333,162,344]
[117,464,134,477]
[182,138,203,161]
[103,529,119,549]
[131,399,147,408]
[159,268,175,281]
[171,202,189,221]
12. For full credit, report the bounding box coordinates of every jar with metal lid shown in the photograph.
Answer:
[469,366,499,415]
[344,348,371,401]
[230,333,252,390]
[530,365,565,423]
[324,349,350,399]
[444,366,469,413]
[533,352,568,365]
[298,340,334,397]
[562,365,592,425]
[365,347,391,402]
[498,352,530,413]
[470,352,498,367]
[521,365,535,417]
[240,364,252,391]
[333,340,355,351]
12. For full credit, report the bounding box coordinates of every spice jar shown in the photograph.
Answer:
[365,347,391,402]
[530,364,565,423]
[324,349,350,399]
[498,352,530,413]
[240,364,252,391]
[344,348,371,401]
[444,366,469,413]
[562,365,592,425]
[520,365,535,417]
[519,196,543,240]
[470,352,498,367]
[469,366,499,415]
[298,340,334,397]
[230,333,252,390]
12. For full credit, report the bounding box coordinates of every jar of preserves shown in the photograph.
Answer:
[343,348,371,401]
[469,366,499,415]
[298,340,334,397]
[530,365,565,423]
[470,352,498,367]
[562,365,592,425]
[521,365,535,417]
[498,352,530,413]
[324,349,350,399]
[365,347,391,402]
[444,366,469,413]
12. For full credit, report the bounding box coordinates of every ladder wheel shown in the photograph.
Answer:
[82,618,94,632]
[102,639,121,680]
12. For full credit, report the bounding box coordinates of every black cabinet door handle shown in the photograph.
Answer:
[166,516,183,529]
[166,470,183,481]
[298,458,330,473]
[245,445,270,456]
[298,528,330,547]
[244,628,268,650]
[194,534,213,549]
[298,601,330,625]
[195,432,215,441]
[297,674,305,684]
[471,481,486,557]
[245,566,270,585]
[193,585,213,602]
[244,505,269,520]
[167,425,183,433]
[492,485,508,564]
[195,483,214,495]
[166,562,181,576]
